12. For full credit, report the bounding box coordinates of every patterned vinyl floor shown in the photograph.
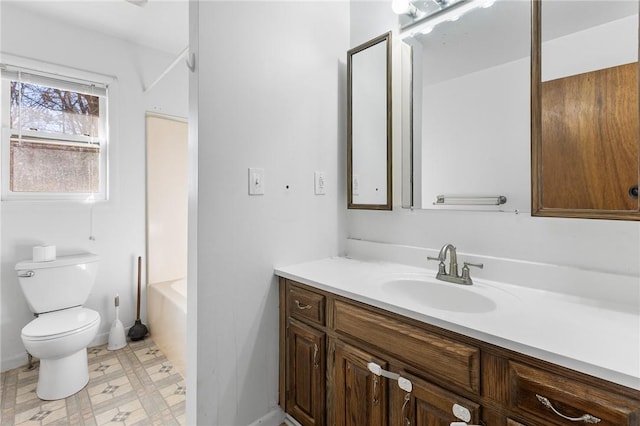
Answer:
[0,339,185,426]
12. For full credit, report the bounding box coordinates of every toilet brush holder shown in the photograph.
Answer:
[107,295,126,350]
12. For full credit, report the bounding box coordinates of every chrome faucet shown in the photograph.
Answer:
[427,243,483,285]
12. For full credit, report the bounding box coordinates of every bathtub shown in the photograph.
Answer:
[147,278,186,378]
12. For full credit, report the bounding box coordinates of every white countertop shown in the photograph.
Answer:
[275,256,640,390]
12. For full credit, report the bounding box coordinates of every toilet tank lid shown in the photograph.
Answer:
[15,253,100,270]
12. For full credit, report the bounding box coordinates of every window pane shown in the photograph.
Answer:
[10,81,100,138]
[10,140,100,193]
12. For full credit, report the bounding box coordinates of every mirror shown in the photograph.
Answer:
[348,32,392,210]
[532,0,640,220]
[402,1,531,211]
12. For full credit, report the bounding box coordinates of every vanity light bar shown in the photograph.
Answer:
[435,195,507,206]
[395,0,496,35]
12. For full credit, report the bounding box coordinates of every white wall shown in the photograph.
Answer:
[194,1,348,424]
[349,2,640,279]
[0,2,188,371]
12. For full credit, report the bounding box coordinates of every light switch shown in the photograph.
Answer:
[314,171,326,195]
[248,168,265,195]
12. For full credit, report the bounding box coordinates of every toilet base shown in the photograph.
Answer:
[36,348,89,400]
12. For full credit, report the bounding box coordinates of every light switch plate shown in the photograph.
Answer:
[248,168,265,195]
[314,171,326,195]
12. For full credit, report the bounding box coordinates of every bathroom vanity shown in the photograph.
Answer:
[276,258,640,426]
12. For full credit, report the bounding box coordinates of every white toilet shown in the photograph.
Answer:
[15,253,101,400]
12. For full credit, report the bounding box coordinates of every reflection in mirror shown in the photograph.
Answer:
[348,32,392,210]
[532,0,639,219]
[402,0,530,211]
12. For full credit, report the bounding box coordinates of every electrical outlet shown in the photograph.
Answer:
[352,175,360,196]
[248,168,265,195]
[314,171,326,195]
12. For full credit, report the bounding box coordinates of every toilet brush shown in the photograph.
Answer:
[107,294,126,350]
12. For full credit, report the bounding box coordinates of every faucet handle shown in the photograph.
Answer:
[463,262,484,270]
[461,262,483,284]
[461,262,484,284]
[427,256,447,275]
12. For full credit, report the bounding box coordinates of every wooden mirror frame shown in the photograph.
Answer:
[347,32,393,211]
[531,0,640,220]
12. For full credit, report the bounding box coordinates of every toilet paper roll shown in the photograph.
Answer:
[33,245,56,262]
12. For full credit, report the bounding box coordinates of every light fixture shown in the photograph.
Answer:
[392,0,419,16]
[393,0,497,32]
[434,195,508,206]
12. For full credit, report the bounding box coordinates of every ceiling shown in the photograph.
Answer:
[4,0,189,56]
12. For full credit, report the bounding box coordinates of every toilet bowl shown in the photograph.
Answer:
[15,253,101,400]
[22,307,100,400]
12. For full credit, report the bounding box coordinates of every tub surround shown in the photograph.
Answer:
[147,279,186,378]
[275,242,640,391]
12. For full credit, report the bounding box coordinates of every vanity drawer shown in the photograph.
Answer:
[287,282,325,326]
[508,361,640,425]
[333,299,480,395]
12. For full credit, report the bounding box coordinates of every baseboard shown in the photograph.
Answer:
[0,352,28,372]
[247,407,285,426]
[283,414,303,426]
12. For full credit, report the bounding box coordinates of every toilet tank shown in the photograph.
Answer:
[15,253,100,314]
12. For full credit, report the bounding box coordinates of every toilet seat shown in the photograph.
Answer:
[22,307,100,342]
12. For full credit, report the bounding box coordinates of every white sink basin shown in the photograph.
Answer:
[381,278,497,313]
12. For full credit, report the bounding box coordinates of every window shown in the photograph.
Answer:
[1,66,109,201]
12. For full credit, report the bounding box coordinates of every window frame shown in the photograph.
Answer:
[1,61,111,202]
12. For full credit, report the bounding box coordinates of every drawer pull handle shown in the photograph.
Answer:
[313,344,319,369]
[401,393,411,426]
[536,394,601,424]
[294,300,312,310]
[373,376,380,406]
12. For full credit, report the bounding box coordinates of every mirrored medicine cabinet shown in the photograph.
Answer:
[532,0,640,220]
[393,0,640,220]
[347,32,393,210]
[400,0,531,212]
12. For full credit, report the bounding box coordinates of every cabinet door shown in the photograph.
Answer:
[334,340,388,426]
[389,370,480,426]
[287,319,325,426]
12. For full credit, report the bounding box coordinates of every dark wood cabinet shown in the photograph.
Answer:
[333,299,480,395]
[279,277,640,426]
[508,361,640,425]
[286,319,325,426]
[389,369,480,426]
[333,340,387,426]
[282,281,327,426]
